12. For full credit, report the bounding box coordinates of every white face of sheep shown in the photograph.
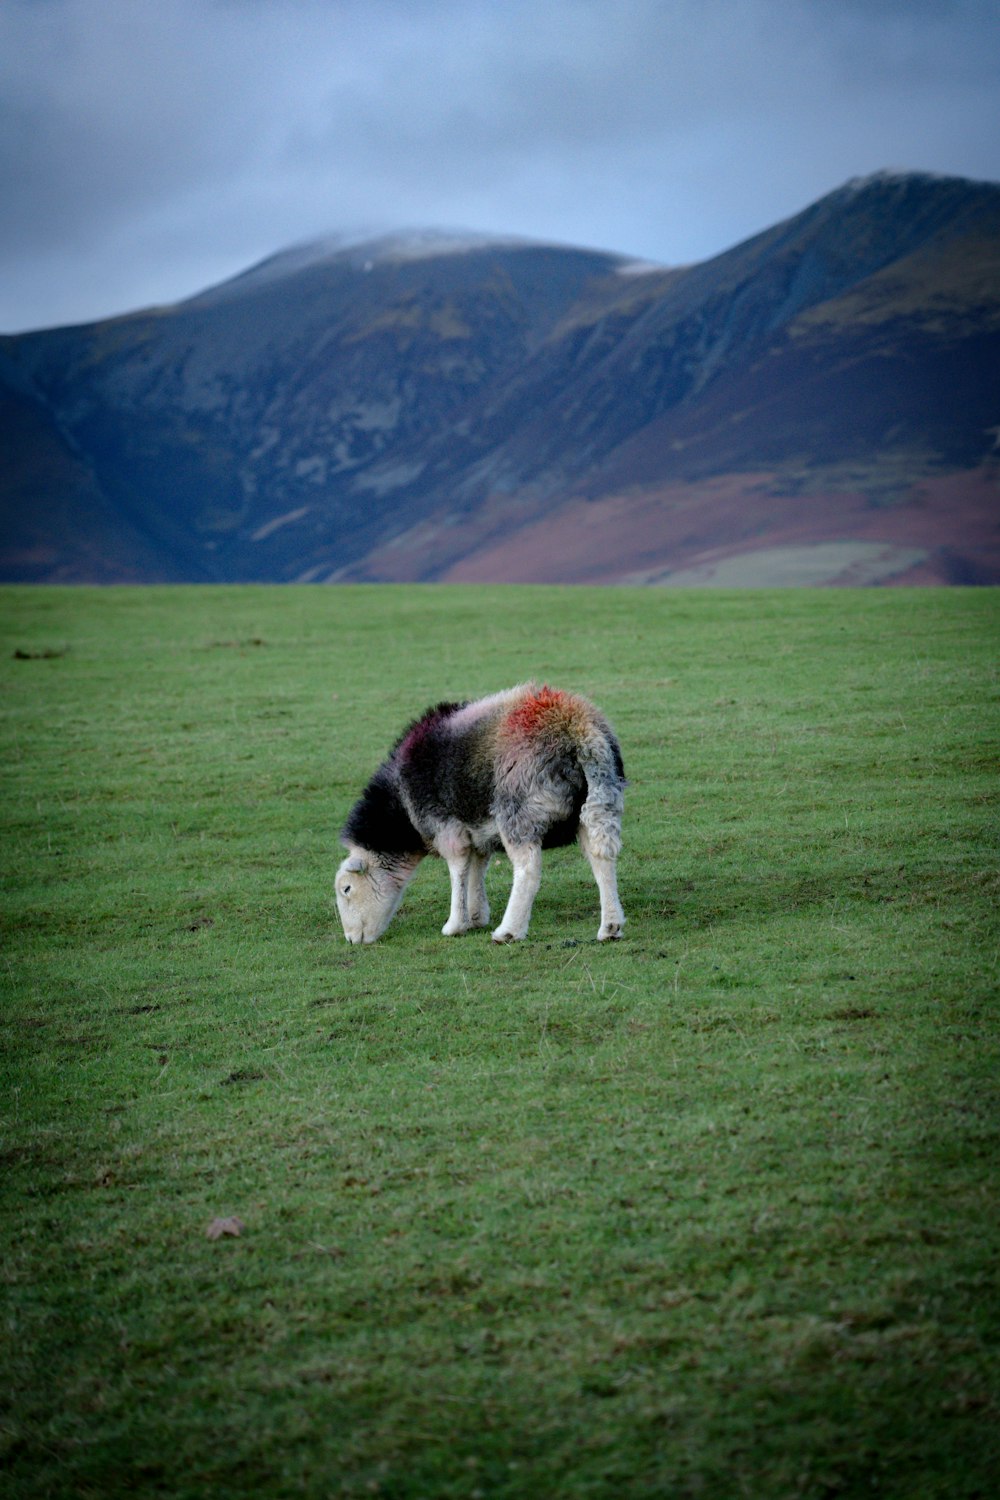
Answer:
[335,853,404,944]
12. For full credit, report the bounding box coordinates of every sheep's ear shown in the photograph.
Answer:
[344,854,367,873]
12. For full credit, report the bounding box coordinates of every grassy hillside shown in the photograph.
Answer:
[2,584,998,1498]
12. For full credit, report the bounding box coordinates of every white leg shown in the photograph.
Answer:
[580,823,625,941]
[442,850,472,935]
[492,843,542,943]
[465,851,491,929]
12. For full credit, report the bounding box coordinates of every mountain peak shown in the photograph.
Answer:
[187,227,631,310]
[825,167,1000,210]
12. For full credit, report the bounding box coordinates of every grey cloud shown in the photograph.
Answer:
[1,0,998,330]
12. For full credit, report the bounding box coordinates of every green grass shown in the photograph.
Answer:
[1,584,998,1499]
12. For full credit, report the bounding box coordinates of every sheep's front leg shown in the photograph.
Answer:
[442,849,473,935]
[492,843,542,943]
[465,851,491,929]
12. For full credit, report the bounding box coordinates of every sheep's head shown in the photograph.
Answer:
[335,851,411,944]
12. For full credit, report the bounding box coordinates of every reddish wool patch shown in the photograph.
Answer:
[502,685,585,742]
[398,707,448,761]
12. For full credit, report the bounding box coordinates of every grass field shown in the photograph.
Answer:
[2,583,998,1499]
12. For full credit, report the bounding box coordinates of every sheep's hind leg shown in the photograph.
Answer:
[492,842,542,943]
[579,822,625,941]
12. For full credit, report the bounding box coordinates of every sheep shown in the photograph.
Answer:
[335,683,625,944]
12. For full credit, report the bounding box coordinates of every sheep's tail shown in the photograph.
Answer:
[578,715,625,860]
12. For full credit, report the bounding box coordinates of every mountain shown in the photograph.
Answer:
[2,172,999,585]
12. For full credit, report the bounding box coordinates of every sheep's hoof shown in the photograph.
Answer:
[598,922,624,941]
[442,921,469,936]
[491,929,520,944]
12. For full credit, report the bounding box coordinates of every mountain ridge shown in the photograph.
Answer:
[2,170,998,585]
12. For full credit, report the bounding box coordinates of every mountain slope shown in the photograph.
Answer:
[0,356,171,581]
[2,172,998,585]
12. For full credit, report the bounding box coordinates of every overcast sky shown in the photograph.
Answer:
[2,0,999,333]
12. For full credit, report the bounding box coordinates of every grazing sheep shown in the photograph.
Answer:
[335,683,625,944]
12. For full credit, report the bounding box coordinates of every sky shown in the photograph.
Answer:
[2,0,999,333]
